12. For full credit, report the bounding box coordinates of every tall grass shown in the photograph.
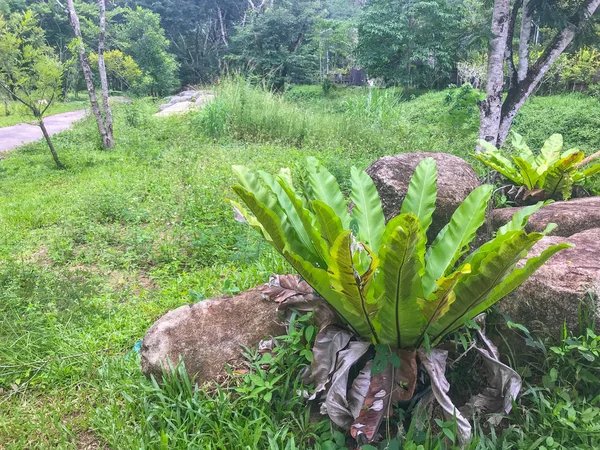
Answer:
[192,80,406,159]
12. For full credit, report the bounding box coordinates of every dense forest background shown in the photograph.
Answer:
[3,0,600,97]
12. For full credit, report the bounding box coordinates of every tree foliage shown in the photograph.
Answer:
[89,48,141,91]
[357,0,462,88]
[0,10,64,167]
[116,7,179,96]
[228,0,322,88]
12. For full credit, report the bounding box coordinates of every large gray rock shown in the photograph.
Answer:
[366,152,480,239]
[498,228,600,332]
[491,197,600,238]
[158,90,215,112]
[141,288,286,384]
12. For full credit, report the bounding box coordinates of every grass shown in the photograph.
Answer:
[0,99,89,128]
[0,83,599,449]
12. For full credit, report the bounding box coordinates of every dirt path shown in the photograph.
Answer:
[0,109,87,153]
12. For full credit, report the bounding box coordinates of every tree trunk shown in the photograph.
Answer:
[97,0,114,148]
[517,0,532,82]
[478,0,511,147]
[497,0,600,147]
[66,0,111,149]
[3,96,9,116]
[217,7,228,47]
[39,119,65,170]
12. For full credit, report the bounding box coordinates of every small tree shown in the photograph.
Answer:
[0,11,65,169]
[117,7,179,96]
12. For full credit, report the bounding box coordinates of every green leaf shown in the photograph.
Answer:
[542,151,584,200]
[423,185,493,298]
[374,213,426,348]
[400,157,438,236]
[511,131,535,164]
[232,186,287,252]
[312,199,345,249]
[466,241,572,319]
[418,264,471,339]
[428,230,555,341]
[278,176,329,265]
[260,170,323,265]
[475,140,523,184]
[306,157,350,228]
[580,162,600,178]
[512,156,540,190]
[328,230,376,319]
[497,201,549,235]
[232,165,277,210]
[282,245,372,338]
[536,133,563,170]
[350,166,386,253]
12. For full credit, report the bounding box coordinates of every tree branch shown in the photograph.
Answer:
[505,0,523,90]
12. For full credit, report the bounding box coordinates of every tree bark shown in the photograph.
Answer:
[505,0,523,90]
[478,0,511,147]
[97,0,114,148]
[65,0,111,149]
[217,7,229,47]
[39,118,65,169]
[497,0,600,147]
[517,0,532,82]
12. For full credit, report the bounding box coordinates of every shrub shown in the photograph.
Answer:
[476,132,600,201]
[231,157,568,348]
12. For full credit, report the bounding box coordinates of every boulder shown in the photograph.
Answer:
[366,152,480,238]
[158,90,215,111]
[498,228,600,332]
[141,288,286,384]
[155,91,215,117]
[490,197,600,238]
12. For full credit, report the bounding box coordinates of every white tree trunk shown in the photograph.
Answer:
[97,0,114,148]
[66,0,111,149]
[478,0,511,147]
[217,7,229,47]
[517,0,532,82]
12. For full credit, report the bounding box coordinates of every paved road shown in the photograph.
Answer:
[0,109,87,152]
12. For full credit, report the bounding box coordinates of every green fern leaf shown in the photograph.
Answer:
[350,167,386,253]
[400,157,438,236]
[422,185,493,298]
[306,157,350,228]
[428,230,547,342]
[466,242,573,320]
[312,200,345,249]
[373,213,426,348]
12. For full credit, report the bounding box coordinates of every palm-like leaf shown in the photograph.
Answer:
[400,157,438,235]
[475,140,523,183]
[541,151,585,200]
[429,230,550,341]
[422,185,493,297]
[373,213,425,348]
[306,157,350,228]
[350,167,386,253]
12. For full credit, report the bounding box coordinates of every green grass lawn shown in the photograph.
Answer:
[0,86,599,449]
[0,99,89,128]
